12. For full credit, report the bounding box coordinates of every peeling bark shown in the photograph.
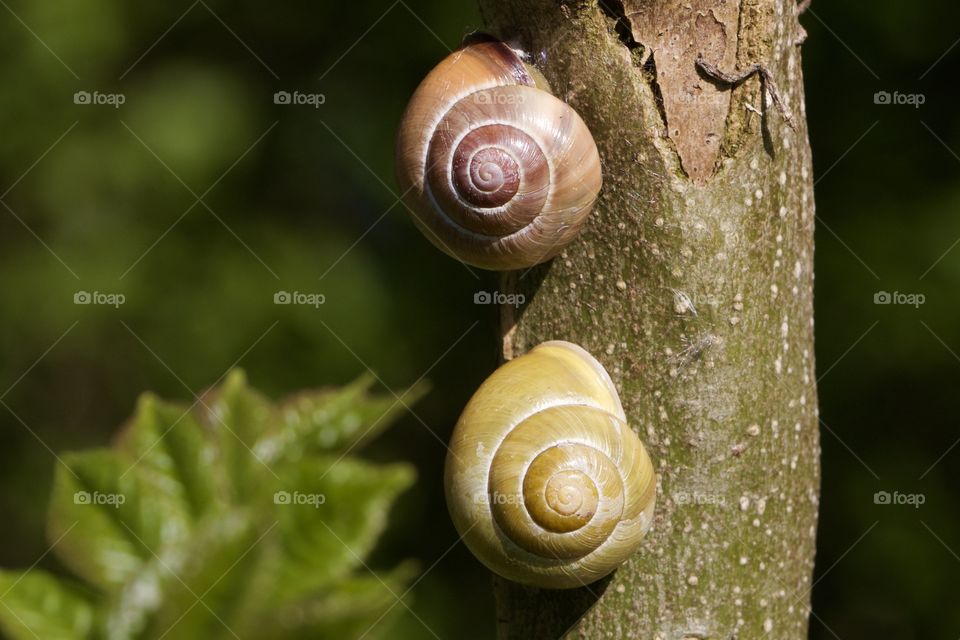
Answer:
[481,0,819,638]
[621,0,739,183]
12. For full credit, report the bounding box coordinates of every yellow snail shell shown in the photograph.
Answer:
[444,341,656,588]
[395,37,603,271]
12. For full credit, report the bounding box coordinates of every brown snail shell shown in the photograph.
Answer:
[395,38,602,270]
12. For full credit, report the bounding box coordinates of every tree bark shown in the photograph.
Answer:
[478,1,819,638]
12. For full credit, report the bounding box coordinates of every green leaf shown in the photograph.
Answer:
[258,374,430,461]
[201,370,274,503]
[7,369,423,640]
[126,510,262,640]
[116,393,218,545]
[271,456,415,599]
[48,451,148,592]
[0,570,94,640]
[280,561,419,640]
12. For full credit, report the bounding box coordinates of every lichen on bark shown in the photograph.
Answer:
[479,0,820,638]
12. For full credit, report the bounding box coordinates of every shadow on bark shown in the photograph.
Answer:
[494,573,614,639]
[498,260,552,353]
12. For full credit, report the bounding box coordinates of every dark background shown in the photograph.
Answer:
[0,1,957,638]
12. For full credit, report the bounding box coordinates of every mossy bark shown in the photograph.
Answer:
[478,1,820,638]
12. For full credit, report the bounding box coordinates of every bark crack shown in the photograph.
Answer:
[597,0,643,52]
[597,0,671,134]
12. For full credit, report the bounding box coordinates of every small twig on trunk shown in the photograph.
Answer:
[695,55,796,130]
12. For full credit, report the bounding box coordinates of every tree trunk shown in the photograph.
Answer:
[479,1,819,638]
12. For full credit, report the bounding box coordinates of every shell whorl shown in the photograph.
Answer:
[395,39,602,270]
[444,341,656,589]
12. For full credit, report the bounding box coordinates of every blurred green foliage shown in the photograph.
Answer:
[803,1,960,637]
[0,0,958,637]
[0,0,496,637]
[0,370,421,639]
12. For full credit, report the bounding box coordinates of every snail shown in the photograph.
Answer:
[395,35,603,271]
[444,341,656,588]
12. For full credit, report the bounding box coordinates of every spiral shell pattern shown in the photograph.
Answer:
[395,38,602,270]
[445,341,656,588]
